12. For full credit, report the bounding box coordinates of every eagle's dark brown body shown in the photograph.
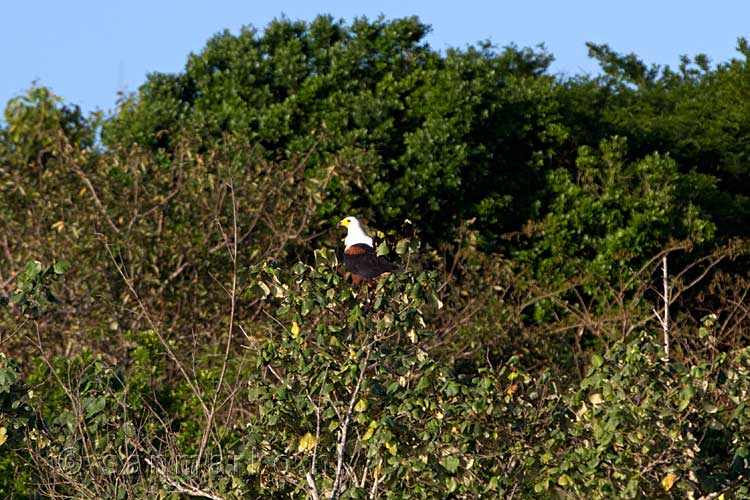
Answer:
[343,243,399,286]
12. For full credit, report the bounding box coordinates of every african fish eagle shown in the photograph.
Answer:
[339,216,398,286]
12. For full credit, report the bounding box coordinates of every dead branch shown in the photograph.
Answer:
[330,342,373,500]
[145,457,225,500]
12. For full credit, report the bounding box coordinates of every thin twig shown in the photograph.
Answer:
[72,164,121,234]
[145,457,225,500]
[369,459,382,499]
[304,366,327,500]
[331,343,373,500]
[102,238,209,417]
[651,256,670,361]
[198,181,239,465]
[306,473,321,500]
[267,364,292,390]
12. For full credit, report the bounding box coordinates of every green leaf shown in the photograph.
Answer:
[376,241,390,257]
[445,382,460,397]
[355,398,368,412]
[24,260,43,277]
[0,367,19,392]
[488,476,500,491]
[445,477,458,493]
[395,239,409,255]
[85,396,107,418]
[53,261,70,274]
[679,384,694,411]
[591,354,604,369]
[703,402,718,414]
[443,456,460,473]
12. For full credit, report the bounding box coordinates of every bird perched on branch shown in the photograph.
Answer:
[339,216,398,287]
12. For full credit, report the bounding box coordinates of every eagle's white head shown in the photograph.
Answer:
[339,216,373,249]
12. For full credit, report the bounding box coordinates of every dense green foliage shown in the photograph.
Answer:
[103,16,564,244]
[3,14,750,499]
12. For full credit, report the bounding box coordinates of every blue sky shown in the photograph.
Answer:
[2,1,748,115]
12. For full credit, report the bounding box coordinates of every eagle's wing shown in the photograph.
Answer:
[343,244,399,279]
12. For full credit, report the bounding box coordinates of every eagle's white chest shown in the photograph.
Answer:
[345,225,373,249]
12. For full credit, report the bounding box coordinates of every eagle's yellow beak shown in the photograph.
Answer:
[339,218,350,228]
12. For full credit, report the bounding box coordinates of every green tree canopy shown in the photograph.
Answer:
[103,15,565,244]
[559,39,750,237]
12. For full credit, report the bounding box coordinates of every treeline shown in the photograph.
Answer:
[1,15,750,498]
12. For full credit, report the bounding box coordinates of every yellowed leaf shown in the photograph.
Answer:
[575,402,588,420]
[373,460,382,479]
[0,427,7,447]
[290,321,300,339]
[298,432,316,453]
[362,421,378,441]
[385,441,398,455]
[557,474,573,487]
[407,329,418,344]
[588,392,604,405]
[661,472,678,491]
[354,398,368,412]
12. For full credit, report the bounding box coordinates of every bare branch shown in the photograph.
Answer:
[304,365,327,500]
[657,256,670,361]
[102,238,209,417]
[306,472,321,500]
[71,164,121,235]
[331,343,373,500]
[198,180,239,465]
[145,457,225,500]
